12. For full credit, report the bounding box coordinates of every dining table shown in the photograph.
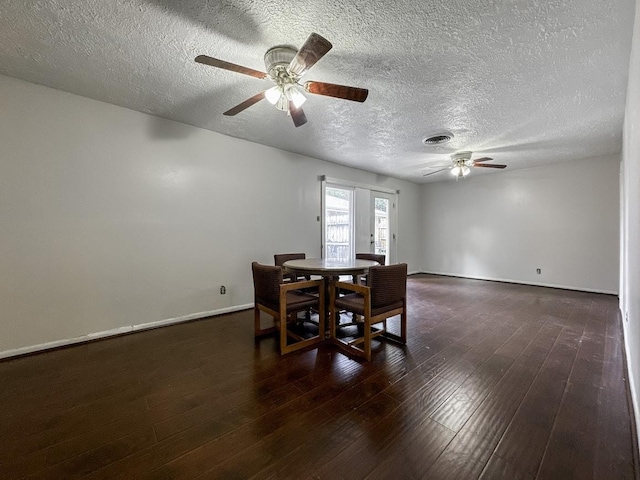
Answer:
[282,257,379,279]
[282,257,380,334]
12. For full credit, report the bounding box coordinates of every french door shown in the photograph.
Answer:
[323,185,354,262]
[322,178,397,264]
[371,192,394,263]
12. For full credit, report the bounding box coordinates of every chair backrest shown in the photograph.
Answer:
[252,262,283,306]
[274,253,306,267]
[368,263,407,309]
[356,253,386,266]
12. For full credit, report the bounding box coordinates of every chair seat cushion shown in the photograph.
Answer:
[258,290,318,314]
[335,293,403,317]
[293,285,319,294]
[285,290,319,312]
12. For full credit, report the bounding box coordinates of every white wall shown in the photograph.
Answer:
[0,74,422,356]
[420,156,620,293]
[621,0,640,444]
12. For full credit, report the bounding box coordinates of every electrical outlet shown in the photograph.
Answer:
[536,268,541,274]
[626,311,630,322]
[220,286,226,295]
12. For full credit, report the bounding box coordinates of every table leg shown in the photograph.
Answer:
[325,275,337,338]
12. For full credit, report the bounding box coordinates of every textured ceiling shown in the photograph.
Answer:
[0,0,636,183]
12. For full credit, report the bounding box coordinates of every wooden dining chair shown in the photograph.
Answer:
[274,252,316,321]
[252,262,325,355]
[274,253,310,283]
[353,253,386,284]
[355,253,386,265]
[330,263,407,361]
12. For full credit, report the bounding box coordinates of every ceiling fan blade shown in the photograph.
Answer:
[288,33,333,76]
[304,81,369,102]
[289,102,308,127]
[473,163,507,169]
[425,163,452,168]
[423,167,451,177]
[472,157,493,163]
[223,91,266,116]
[195,55,268,79]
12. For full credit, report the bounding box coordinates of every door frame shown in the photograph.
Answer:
[320,176,399,262]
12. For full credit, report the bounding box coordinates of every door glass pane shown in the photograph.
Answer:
[374,197,389,260]
[325,187,353,261]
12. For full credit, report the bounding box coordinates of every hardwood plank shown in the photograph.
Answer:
[174,408,335,479]
[429,352,518,432]
[431,318,541,432]
[319,416,454,480]
[422,427,499,479]
[27,428,157,480]
[591,308,636,479]
[0,395,149,464]
[459,322,564,441]
[420,321,565,479]
[479,454,535,480]
[209,393,400,480]
[80,416,236,480]
[493,326,583,475]
[363,418,454,480]
[536,301,605,479]
[152,382,292,442]
[0,449,47,479]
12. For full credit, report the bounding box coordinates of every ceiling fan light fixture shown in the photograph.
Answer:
[275,94,289,111]
[285,84,306,108]
[451,165,470,177]
[265,86,282,105]
[265,81,306,111]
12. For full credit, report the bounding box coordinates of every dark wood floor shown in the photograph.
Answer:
[1,274,637,479]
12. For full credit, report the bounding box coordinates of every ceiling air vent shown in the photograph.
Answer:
[422,132,453,145]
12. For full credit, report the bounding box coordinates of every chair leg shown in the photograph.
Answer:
[254,306,277,337]
[318,296,326,342]
[254,306,260,336]
[364,317,372,361]
[400,306,407,344]
[279,311,288,355]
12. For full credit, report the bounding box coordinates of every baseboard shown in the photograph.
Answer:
[620,306,640,469]
[417,270,618,295]
[0,303,253,360]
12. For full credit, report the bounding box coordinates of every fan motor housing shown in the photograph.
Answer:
[264,45,297,77]
[452,151,473,162]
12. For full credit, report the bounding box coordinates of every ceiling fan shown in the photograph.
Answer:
[423,151,507,178]
[195,33,369,127]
